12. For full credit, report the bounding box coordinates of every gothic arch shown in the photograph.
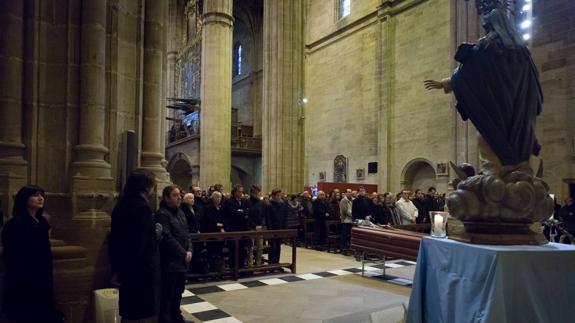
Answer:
[401,158,437,192]
[167,152,194,189]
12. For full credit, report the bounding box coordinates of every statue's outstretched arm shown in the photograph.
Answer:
[423,78,452,94]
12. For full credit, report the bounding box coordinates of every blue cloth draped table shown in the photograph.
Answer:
[407,237,575,323]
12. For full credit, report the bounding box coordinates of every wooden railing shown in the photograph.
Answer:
[189,229,298,280]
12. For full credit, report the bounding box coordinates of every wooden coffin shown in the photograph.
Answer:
[351,226,426,261]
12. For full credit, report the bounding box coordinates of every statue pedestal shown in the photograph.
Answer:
[450,227,548,245]
[447,166,554,245]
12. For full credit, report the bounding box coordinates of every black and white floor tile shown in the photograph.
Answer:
[180,260,416,322]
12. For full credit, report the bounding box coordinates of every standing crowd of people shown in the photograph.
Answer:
[303,186,446,250]
[4,169,573,323]
[109,170,294,322]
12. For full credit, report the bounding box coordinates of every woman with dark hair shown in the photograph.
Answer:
[2,185,62,322]
[109,169,161,322]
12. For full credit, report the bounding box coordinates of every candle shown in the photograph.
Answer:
[434,214,443,235]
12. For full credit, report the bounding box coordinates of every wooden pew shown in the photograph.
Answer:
[188,229,298,281]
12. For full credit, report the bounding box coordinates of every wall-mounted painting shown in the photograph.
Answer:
[356,168,365,181]
[334,155,347,182]
[436,162,449,176]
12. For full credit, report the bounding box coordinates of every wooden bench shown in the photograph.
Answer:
[188,229,298,281]
[351,225,428,276]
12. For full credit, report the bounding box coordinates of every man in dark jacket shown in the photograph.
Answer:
[413,189,429,223]
[425,187,443,214]
[155,185,192,323]
[266,188,288,264]
[313,191,329,246]
[247,185,264,266]
[352,187,372,221]
[110,170,160,321]
[223,184,250,267]
[247,185,264,228]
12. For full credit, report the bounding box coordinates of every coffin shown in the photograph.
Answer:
[350,225,427,261]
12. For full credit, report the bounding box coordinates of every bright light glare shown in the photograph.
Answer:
[520,20,532,29]
[522,4,531,11]
[302,97,309,104]
[523,33,531,40]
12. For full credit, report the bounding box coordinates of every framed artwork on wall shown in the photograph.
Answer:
[334,155,347,182]
[436,162,449,176]
[319,171,326,182]
[356,168,365,180]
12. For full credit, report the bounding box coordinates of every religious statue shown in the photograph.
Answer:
[424,0,553,244]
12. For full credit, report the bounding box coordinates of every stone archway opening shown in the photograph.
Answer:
[401,159,437,192]
[167,153,194,190]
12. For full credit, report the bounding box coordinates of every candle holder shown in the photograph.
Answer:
[430,211,449,238]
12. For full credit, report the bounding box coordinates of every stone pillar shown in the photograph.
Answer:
[141,0,170,190]
[0,0,27,218]
[199,0,233,190]
[376,5,395,192]
[73,0,111,179]
[262,0,304,193]
[64,0,114,265]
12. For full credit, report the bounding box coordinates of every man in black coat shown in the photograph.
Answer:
[413,189,429,223]
[352,187,372,221]
[223,184,250,267]
[110,170,160,321]
[425,187,443,214]
[313,191,329,246]
[155,185,192,323]
[247,185,264,229]
[266,189,288,264]
[246,185,264,266]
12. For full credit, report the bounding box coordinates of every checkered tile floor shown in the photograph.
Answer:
[180,260,416,322]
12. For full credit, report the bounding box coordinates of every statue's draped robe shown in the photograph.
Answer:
[450,36,543,166]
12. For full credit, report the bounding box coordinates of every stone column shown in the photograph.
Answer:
[63,0,114,265]
[73,0,111,179]
[262,0,304,193]
[0,0,27,218]
[199,0,233,189]
[141,0,170,188]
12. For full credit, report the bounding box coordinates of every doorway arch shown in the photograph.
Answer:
[167,152,194,189]
[401,158,437,192]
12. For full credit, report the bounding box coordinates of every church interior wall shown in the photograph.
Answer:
[304,1,380,187]
[530,0,575,201]
[386,0,453,194]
